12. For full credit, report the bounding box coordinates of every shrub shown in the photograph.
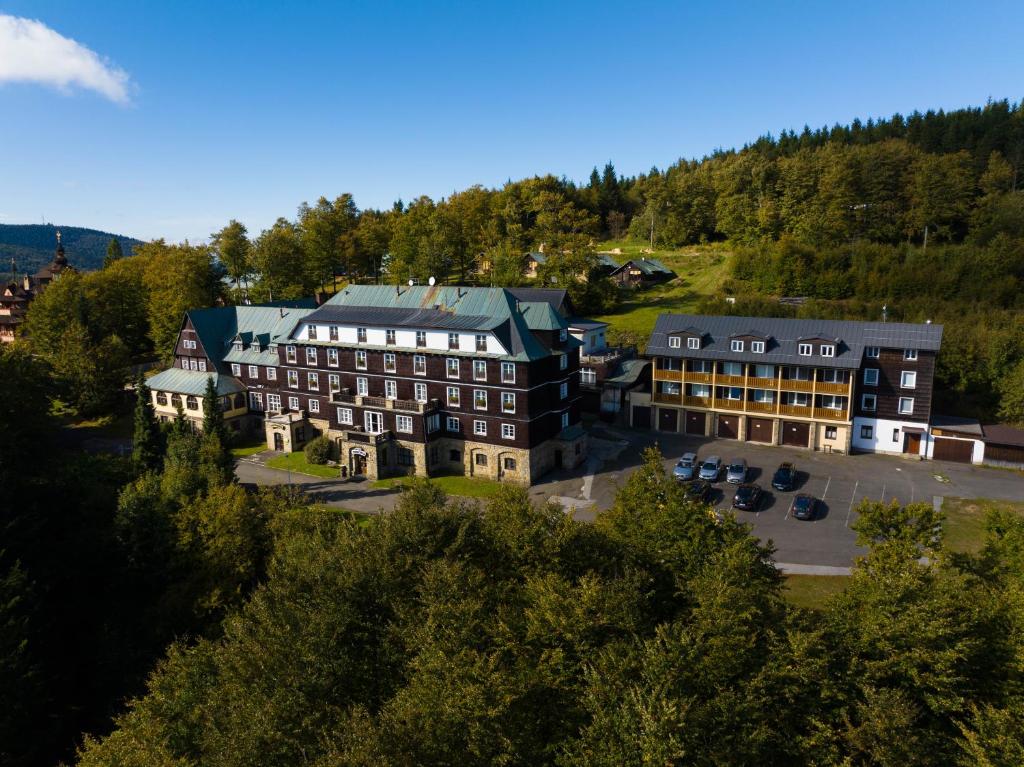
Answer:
[304,435,332,465]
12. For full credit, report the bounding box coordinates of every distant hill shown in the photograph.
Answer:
[0,224,145,276]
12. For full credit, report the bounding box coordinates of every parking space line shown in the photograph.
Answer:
[845,480,859,527]
[880,483,886,503]
[821,476,831,500]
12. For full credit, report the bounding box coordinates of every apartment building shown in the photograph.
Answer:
[636,314,942,456]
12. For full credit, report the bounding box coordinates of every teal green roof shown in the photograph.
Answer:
[187,300,316,370]
[613,258,675,276]
[519,301,568,331]
[147,369,245,397]
[597,253,621,269]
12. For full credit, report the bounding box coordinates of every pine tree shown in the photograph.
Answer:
[103,237,123,269]
[131,374,163,473]
[201,376,228,444]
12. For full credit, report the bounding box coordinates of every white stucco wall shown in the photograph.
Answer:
[851,416,927,455]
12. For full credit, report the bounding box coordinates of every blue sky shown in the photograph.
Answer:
[1,0,1022,243]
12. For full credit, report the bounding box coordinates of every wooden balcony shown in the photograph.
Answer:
[653,368,683,382]
[814,407,848,421]
[779,404,813,417]
[652,391,682,404]
[747,376,777,389]
[717,398,745,411]
[683,371,712,384]
[746,401,777,414]
[717,374,746,387]
[816,381,849,395]
[684,395,711,408]
[780,379,813,392]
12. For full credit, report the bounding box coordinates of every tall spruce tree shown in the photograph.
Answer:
[131,374,163,473]
[201,376,228,444]
[103,237,123,268]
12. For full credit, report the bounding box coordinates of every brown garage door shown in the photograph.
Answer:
[685,410,707,436]
[933,437,972,463]
[781,420,810,447]
[658,408,678,432]
[717,414,738,439]
[747,417,773,444]
[632,406,651,429]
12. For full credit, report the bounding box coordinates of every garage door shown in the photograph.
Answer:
[632,406,651,429]
[747,417,773,444]
[717,414,738,439]
[658,408,678,433]
[933,437,972,463]
[781,420,810,448]
[685,410,707,436]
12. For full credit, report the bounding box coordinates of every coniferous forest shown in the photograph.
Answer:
[4,100,1024,766]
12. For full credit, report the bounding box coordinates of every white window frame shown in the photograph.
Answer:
[198,360,207,372]
[473,360,487,381]
[446,358,460,379]
[687,337,700,350]
[190,358,198,371]
[416,330,427,347]
[559,381,568,399]
[901,371,917,389]
[286,345,297,363]
[501,362,515,384]
[305,347,317,365]
[287,370,299,388]
[448,332,460,350]
[898,397,915,415]
[248,391,263,411]
[820,344,835,358]
[862,393,877,411]
[473,419,487,436]
[307,324,318,340]
[248,365,259,379]
[474,389,487,410]
[182,338,196,350]
[413,355,426,375]
[355,350,367,370]
[447,386,460,407]
[446,416,460,432]
[668,336,681,349]
[798,343,812,356]
[364,411,384,434]
[357,327,367,343]
[231,363,242,376]
[266,393,281,413]
[329,373,340,392]
[356,376,368,396]
[730,339,744,352]
[329,325,339,341]
[385,329,396,345]
[288,396,300,410]
[861,425,873,440]
[475,334,487,352]
[266,366,276,380]
[396,414,413,434]
[904,349,918,361]
[337,407,353,425]
[501,392,516,413]
[414,382,428,402]
[865,346,880,359]
[385,379,397,399]
[580,369,597,385]
[308,398,320,414]
[307,372,319,390]
[501,423,515,440]
[383,353,396,373]
[327,348,339,367]
[751,341,765,353]
[863,368,879,386]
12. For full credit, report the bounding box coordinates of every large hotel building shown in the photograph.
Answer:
[635,314,943,456]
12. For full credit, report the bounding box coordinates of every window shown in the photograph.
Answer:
[559,381,568,399]
[307,325,318,341]
[580,369,597,385]
[668,336,681,349]
[337,407,353,425]
[416,330,426,347]
[751,389,774,403]
[186,395,199,410]
[446,416,460,432]
[364,411,384,434]
[503,456,517,471]
[156,392,168,406]
[446,358,459,378]
[287,370,299,388]
[447,386,460,407]
[819,369,842,384]
[475,334,487,352]
[893,428,901,442]
[356,377,368,396]
[383,353,396,373]
[898,397,914,415]
[798,343,812,356]
[502,423,515,440]
[825,426,837,440]
[308,398,320,414]
[329,325,339,341]
[501,362,515,383]
[233,339,243,351]
[863,368,879,386]
[355,350,367,370]
[190,358,198,371]
[753,364,775,379]
[473,420,487,436]
[901,371,917,389]
[473,389,487,410]
[730,339,744,352]
[687,337,700,350]
[862,394,877,411]
[448,333,459,350]
[690,384,711,398]
[475,453,488,467]
[820,395,844,410]
[473,360,487,381]
[861,425,874,440]
[302,347,315,365]
[414,382,427,402]
[865,346,880,358]
[751,341,765,353]
[288,396,299,410]
[904,349,918,361]
[329,374,340,392]
[659,381,682,396]
[820,344,835,358]
[396,415,413,433]
[385,329,396,345]
[413,355,426,375]
[397,447,415,466]
[248,392,263,411]
[286,345,297,363]
[248,365,259,378]
[231,363,242,376]
[385,379,397,399]
[198,360,207,372]
[426,413,439,433]
[263,393,279,412]
[266,366,276,380]
[307,372,319,390]
[560,355,568,371]
[328,348,339,367]
[170,394,182,409]
[721,386,742,401]
[559,329,567,342]
[561,412,570,429]
[183,338,197,350]
[357,327,367,343]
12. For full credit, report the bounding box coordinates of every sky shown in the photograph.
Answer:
[1,0,1022,243]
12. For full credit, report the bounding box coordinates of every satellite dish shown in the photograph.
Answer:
[428,276,436,286]
[408,279,414,287]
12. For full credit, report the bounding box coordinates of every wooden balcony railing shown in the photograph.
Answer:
[816,381,849,395]
[684,395,711,407]
[747,376,777,389]
[716,374,746,387]
[717,398,745,411]
[814,407,848,421]
[362,396,388,408]
[779,404,813,417]
[780,379,813,392]
[652,391,682,404]
[746,401,777,413]
[653,369,683,382]
[683,371,712,384]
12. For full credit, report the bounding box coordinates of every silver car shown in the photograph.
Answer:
[673,452,698,481]
[726,458,748,484]
[698,456,723,482]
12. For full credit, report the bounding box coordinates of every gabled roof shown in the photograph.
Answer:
[982,424,1024,447]
[519,302,568,332]
[188,299,317,370]
[568,317,608,331]
[506,287,573,316]
[648,314,943,369]
[596,253,621,269]
[525,251,546,264]
[146,369,246,397]
[612,257,675,277]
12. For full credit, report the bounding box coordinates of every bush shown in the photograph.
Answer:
[303,435,331,465]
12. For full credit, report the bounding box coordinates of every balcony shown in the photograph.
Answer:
[780,379,813,392]
[746,400,777,414]
[716,398,745,411]
[329,391,438,413]
[683,371,712,384]
[653,368,683,382]
[813,407,848,421]
[684,395,711,408]
[717,374,746,386]
[339,428,393,445]
[816,381,849,395]
[747,376,777,389]
[362,395,388,408]
[779,404,813,417]
[581,347,632,365]
[653,390,682,404]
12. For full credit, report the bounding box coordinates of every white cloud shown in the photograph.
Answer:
[0,14,131,103]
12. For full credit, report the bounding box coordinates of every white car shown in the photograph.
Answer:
[698,456,723,482]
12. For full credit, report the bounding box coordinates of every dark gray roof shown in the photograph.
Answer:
[302,304,493,331]
[648,314,943,370]
[507,287,572,316]
[568,317,608,331]
[931,414,983,437]
[982,424,1024,447]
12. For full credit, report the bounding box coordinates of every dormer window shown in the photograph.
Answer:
[751,341,765,353]
[820,344,835,358]
[385,329,396,345]
[668,336,681,349]
[357,327,367,343]
[687,337,700,350]
[329,325,339,341]
[730,340,744,352]
[308,325,318,340]
[559,328,568,342]
[798,343,812,356]
[865,347,880,358]
[904,349,918,361]
[233,339,243,351]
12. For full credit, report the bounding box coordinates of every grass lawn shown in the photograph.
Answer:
[783,575,849,610]
[371,474,505,499]
[230,437,269,458]
[593,241,733,343]
[942,497,1024,554]
[60,410,134,439]
[265,451,339,479]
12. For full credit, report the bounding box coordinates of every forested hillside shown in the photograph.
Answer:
[0,224,143,274]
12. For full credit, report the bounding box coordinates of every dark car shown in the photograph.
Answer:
[772,462,798,492]
[732,483,763,511]
[790,494,817,521]
[684,479,712,503]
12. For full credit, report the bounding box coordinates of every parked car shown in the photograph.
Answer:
[673,452,699,481]
[683,479,712,503]
[726,458,748,484]
[698,456,723,482]
[732,483,763,511]
[772,462,798,491]
[790,494,817,521]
